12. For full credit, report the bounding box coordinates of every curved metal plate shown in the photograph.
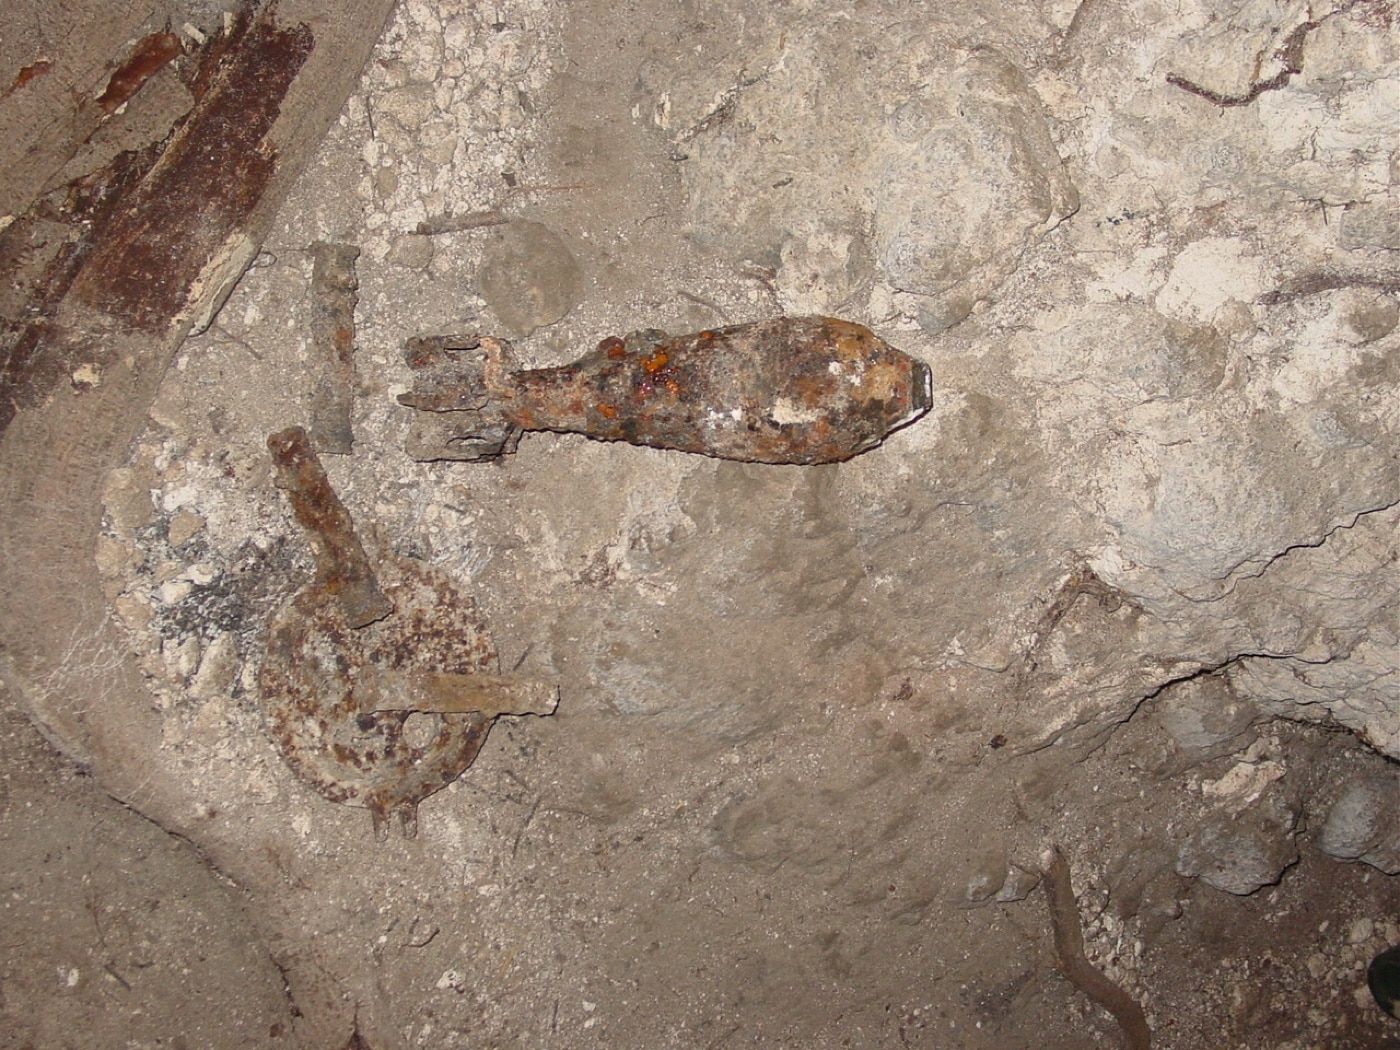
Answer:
[259,556,497,839]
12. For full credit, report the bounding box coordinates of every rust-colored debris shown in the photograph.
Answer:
[4,59,52,100]
[260,427,558,839]
[96,32,184,114]
[399,315,932,465]
[308,241,361,454]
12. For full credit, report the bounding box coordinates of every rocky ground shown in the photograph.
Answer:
[1,0,1397,1047]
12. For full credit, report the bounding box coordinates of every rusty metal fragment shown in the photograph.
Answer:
[267,425,391,628]
[307,241,361,453]
[1043,846,1153,1049]
[1,11,314,436]
[399,315,932,465]
[5,60,53,99]
[260,427,558,839]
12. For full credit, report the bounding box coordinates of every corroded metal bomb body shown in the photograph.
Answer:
[399,316,932,465]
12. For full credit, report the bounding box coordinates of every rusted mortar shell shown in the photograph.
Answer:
[401,316,932,465]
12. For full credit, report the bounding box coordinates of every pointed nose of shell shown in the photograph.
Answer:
[908,357,933,421]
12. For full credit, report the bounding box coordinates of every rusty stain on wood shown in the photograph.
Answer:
[0,146,162,428]
[0,10,314,436]
[70,16,313,330]
[96,32,184,114]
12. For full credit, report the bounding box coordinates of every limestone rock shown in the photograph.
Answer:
[669,22,1077,326]
[1338,195,1400,251]
[1315,773,1400,875]
[1176,789,1300,895]
[1151,675,1259,763]
[476,220,582,336]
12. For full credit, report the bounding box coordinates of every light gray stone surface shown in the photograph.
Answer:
[6,0,1398,1046]
[1317,772,1400,875]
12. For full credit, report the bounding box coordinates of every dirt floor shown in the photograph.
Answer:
[1,0,1398,1048]
[4,674,1398,1048]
